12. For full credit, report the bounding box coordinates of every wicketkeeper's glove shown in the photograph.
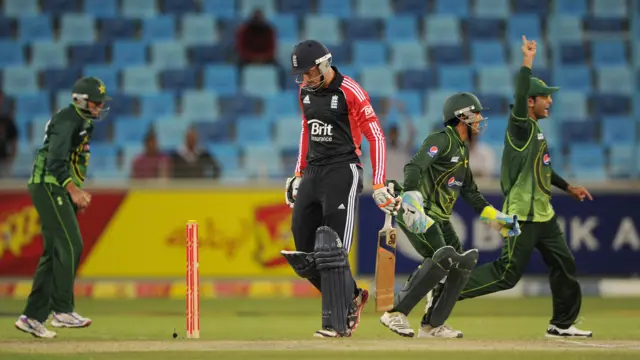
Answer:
[400,191,435,234]
[480,206,521,237]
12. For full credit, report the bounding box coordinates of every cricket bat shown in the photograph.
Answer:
[374,183,397,312]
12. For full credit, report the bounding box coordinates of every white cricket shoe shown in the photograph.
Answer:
[545,324,592,338]
[313,327,351,338]
[50,312,92,328]
[380,311,415,337]
[418,324,463,338]
[15,315,57,338]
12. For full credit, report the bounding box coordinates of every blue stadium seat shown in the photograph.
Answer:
[274,117,302,150]
[478,67,513,97]
[561,120,598,144]
[609,144,636,178]
[122,0,158,18]
[592,94,630,116]
[140,93,176,119]
[99,19,137,42]
[43,68,81,92]
[602,116,635,147]
[240,0,276,18]
[554,0,587,16]
[430,45,466,65]
[509,41,548,68]
[597,66,633,95]
[112,40,147,67]
[236,119,272,145]
[114,119,153,145]
[202,0,237,19]
[0,17,12,39]
[55,90,72,110]
[392,90,422,116]
[395,0,428,15]
[400,69,436,90]
[59,14,96,45]
[30,116,51,146]
[218,95,257,117]
[593,0,627,17]
[30,41,67,69]
[189,44,229,64]
[568,143,607,181]
[203,65,238,95]
[19,16,53,43]
[425,90,454,114]
[547,16,583,44]
[264,91,299,118]
[477,94,506,116]
[481,118,507,146]
[83,65,119,92]
[558,43,587,65]
[0,41,24,67]
[353,41,387,66]
[390,43,427,71]
[591,40,627,66]
[304,15,341,44]
[83,0,117,18]
[434,0,469,17]
[4,0,38,17]
[360,67,396,97]
[142,16,176,43]
[244,145,283,178]
[70,44,107,65]
[181,91,219,121]
[466,18,503,40]
[241,65,280,97]
[109,94,136,117]
[355,0,392,18]
[507,15,541,44]
[346,19,380,41]
[584,16,625,33]
[472,41,505,65]
[474,0,509,18]
[162,0,197,14]
[278,0,311,16]
[385,16,418,41]
[271,14,298,42]
[317,0,351,18]
[150,42,187,70]
[439,66,474,91]
[424,16,461,45]
[42,0,77,15]
[207,143,241,171]
[514,0,549,15]
[553,65,592,92]
[555,92,588,120]
[15,94,50,121]
[122,67,159,95]
[154,117,192,148]
[2,66,38,96]
[181,14,217,45]
[160,68,198,93]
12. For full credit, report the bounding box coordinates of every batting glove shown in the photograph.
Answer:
[373,185,401,215]
[285,176,301,208]
[400,191,434,233]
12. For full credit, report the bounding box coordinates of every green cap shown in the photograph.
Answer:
[71,76,112,102]
[442,92,488,123]
[528,77,559,97]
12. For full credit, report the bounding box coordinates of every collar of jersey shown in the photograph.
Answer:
[445,126,465,146]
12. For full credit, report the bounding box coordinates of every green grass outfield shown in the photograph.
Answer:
[1,297,639,360]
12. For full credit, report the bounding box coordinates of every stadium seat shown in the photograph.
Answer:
[121,67,159,95]
[160,68,198,93]
[181,91,219,121]
[602,116,635,147]
[479,94,507,116]
[70,44,108,65]
[465,18,503,40]
[360,67,396,97]
[203,65,238,95]
[278,0,310,16]
[150,42,187,70]
[142,16,176,43]
[42,0,77,16]
[474,0,509,18]
[83,65,119,92]
[353,41,387,67]
[193,119,233,143]
[2,66,38,96]
[271,14,298,41]
[240,0,276,18]
[345,19,380,41]
[317,0,351,18]
[4,0,38,17]
[426,90,454,114]
[99,18,137,42]
[109,94,137,117]
[181,14,217,45]
[59,14,96,45]
[385,16,418,41]
[202,0,237,19]
[509,41,548,68]
[434,0,469,17]
[514,0,549,15]
[30,41,67,69]
[547,16,583,44]
[472,41,506,66]
[609,144,636,178]
[15,94,50,121]
[355,0,392,18]
[274,117,302,150]
[189,44,229,64]
[568,143,607,181]
[19,16,53,43]
[236,119,272,146]
[392,91,422,116]
[304,15,341,44]
[114,119,153,145]
[553,66,591,93]
[558,43,587,65]
[478,67,513,97]
[480,118,507,146]
[439,66,474,91]
[43,68,81,92]
[400,69,436,90]
[161,0,197,14]
[243,145,283,178]
[0,41,24,67]
[597,66,633,95]
[264,91,299,118]
[390,43,427,71]
[207,143,241,171]
[83,0,118,18]
[592,94,631,116]
[561,120,598,146]
[219,94,259,116]
[395,0,428,15]
[424,16,461,45]
[593,0,627,17]
[0,18,12,39]
[140,93,176,119]
[241,65,280,97]
[122,0,158,18]
[30,116,51,146]
[507,15,541,44]
[591,40,627,67]
[555,92,588,120]
[431,44,468,65]
[154,117,192,148]
[112,40,147,67]
[55,90,72,110]
[554,0,587,16]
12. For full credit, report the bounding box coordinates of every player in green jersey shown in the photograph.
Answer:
[15,77,111,338]
[379,92,521,338]
[455,36,593,338]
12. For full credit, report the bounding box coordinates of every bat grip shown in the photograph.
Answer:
[383,182,395,228]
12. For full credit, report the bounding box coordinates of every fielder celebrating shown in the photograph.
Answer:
[282,39,400,338]
[381,92,521,338]
[15,77,111,338]
[455,36,593,338]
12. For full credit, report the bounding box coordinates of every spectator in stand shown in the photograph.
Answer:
[0,91,18,178]
[170,127,221,179]
[235,9,276,67]
[131,130,171,179]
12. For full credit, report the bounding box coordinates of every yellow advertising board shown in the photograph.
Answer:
[79,189,357,277]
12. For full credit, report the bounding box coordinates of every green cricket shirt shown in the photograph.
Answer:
[404,126,490,221]
[29,105,94,188]
[501,67,555,222]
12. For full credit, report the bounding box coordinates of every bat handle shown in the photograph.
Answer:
[383,182,395,228]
